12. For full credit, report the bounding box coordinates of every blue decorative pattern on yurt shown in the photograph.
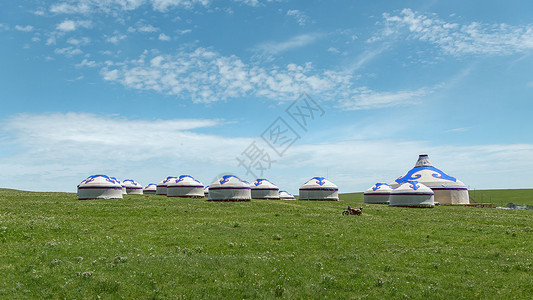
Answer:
[219,175,241,184]
[372,183,390,191]
[254,179,272,186]
[177,175,201,183]
[307,177,326,185]
[81,175,113,184]
[395,166,456,186]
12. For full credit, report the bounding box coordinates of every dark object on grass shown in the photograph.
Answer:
[342,206,363,216]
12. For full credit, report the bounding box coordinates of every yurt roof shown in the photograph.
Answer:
[79,175,122,188]
[279,190,295,198]
[364,183,393,194]
[168,175,203,187]
[144,183,157,190]
[392,181,434,195]
[122,179,142,188]
[251,179,279,190]
[158,176,177,186]
[394,154,466,189]
[300,177,338,190]
[210,175,250,189]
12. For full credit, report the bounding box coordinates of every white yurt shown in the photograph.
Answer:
[389,181,435,208]
[250,179,280,200]
[111,177,126,194]
[122,179,143,195]
[299,177,339,201]
[278,190,296,200]
[77,175,123,200]
[364,183,393,204]
[156,176,177,195]
[203,186,209,198]
[392,154,469,205]
[208,175,251,202]
[143,183,157,194]
[167,175,205,198]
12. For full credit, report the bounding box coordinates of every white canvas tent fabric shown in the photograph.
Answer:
[278,190,296,200]
[156,176,177,195]
[389,181,435,208]
[167,175,205,198]
[364,183,392,204]
[208,175,251,201]
[250,179,280,199]
[77,175,123,200]
[392,154,469,205]
[143,183,157,194]
[111,177,126,194]
[299,177,339,201]
[203,186,209,198]
[122,179,143,194]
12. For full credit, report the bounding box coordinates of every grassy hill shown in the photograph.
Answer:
[0,188,532,298]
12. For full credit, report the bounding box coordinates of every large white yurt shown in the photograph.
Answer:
[156,176,177,195]
[278,190,296,200]
[208,175,251,202]
[122,179,143,195]
[364,183,392,204]
[143,183,157,194]
[250,179,280,200]
[389,181,434,208]
[111,177,126,194]
[299,177,339,201]
[392,154,469,205]
[77,175,123,200]
[167,175,205,198]
[203,186,209,198]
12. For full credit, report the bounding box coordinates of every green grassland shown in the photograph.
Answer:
[1,188,532,299]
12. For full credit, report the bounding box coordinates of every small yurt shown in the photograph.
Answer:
[203,186,209,198]
[392,154,469,205]
[208,175,251,202]
[122,179,143,195]
[251,179,280,200]
[156,176,177,195]
[278,190,296,200]
[299,177,339,201]
[389,181,435,208]
[77,175,123,200]
[143,183,157,194]
[167,175,205,198]
[364,183,392,204]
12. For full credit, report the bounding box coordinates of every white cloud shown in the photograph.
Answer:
[339,86,435,110]
[100,47,354,103]
[287,9,310,26]
[377,8,533,56]
[67,37,91,46]
[158,33,171,41]
[54,47,83,56]
[76,58,98,68]
[254,33,323,55]
[106,34,127,44]
[15,25,34,32]
[0,24,9,31]
[56,19,91,32]
[138,24,159,33]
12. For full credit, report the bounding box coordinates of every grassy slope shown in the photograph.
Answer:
[0,188,532,299]
[468,189,533,206]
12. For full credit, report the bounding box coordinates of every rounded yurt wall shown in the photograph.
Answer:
[143,183,157,194]
[156,176,177,195]
[250,179,280,200]
[389,181,434,208]
[167,175,204,198]
[122,179,143,195]
[363,183,392,204]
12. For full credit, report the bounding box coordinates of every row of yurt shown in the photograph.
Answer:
[364,154,469,207]
[78,174,332,201]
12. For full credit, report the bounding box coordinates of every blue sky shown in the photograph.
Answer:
[1,0,533,193]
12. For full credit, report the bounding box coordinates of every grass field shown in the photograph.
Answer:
[1,188,532,299]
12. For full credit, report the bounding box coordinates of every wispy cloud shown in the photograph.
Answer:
[339,86,436,110]
[158,33,171,41]
[54,47,83,57]
[376,8,533,56]
[56,19,92,32]
[15,25,34,32]
[254,33,324,55]
[287,9,310,26]
[99,47,353,103]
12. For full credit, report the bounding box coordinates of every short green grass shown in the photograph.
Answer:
[1,188,532,299]
[468,189,533,206]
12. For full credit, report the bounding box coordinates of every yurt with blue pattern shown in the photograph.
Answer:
[143,183,157,194]
[156,176,177,195]
[77,175,123,200]
[208,175,251,201]
[389,181,435,208]
[392,154,469,205]
[364,183,392,204]
[299,177,339,201]
[122,179,143,195]
[251,179,280,200]
[167,175,204,198]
